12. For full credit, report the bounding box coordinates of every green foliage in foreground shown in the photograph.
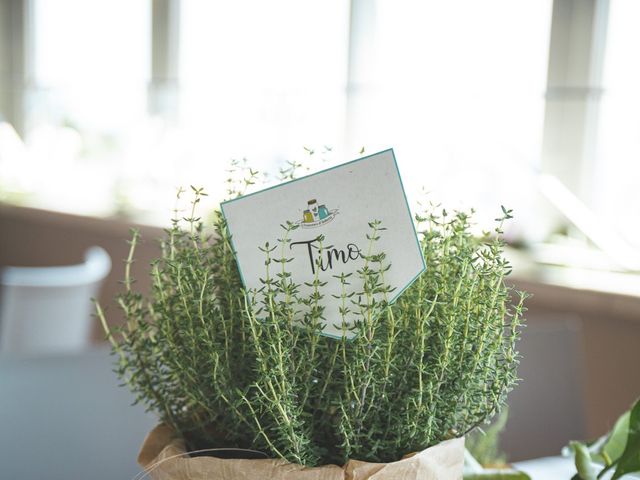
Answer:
[466,408,510,467]
[98,188,526,467]
[464,407,531,479]
[568,397,640,479]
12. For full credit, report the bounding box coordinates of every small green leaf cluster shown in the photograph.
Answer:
[567,397,640,480]
[99,188,526,467]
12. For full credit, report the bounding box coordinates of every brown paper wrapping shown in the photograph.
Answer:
[137,424,465,479]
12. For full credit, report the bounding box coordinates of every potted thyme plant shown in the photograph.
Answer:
[98,165,526,479]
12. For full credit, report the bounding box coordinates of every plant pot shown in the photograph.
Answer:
[137,424,465,480]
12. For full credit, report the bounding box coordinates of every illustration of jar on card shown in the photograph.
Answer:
[307,199,320,221]
[303,209,314,223]
[299,197,338,227]
[318,204,329,219]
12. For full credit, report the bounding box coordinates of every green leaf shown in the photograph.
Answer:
[611,398,640,480]
[571,441,597,480]
[579,412,630,467]
[603,411,631,463]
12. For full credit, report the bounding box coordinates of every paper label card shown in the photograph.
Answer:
[221,149,425,338]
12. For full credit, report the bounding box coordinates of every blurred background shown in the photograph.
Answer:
[1,1,639,479]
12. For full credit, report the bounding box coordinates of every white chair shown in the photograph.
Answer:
[0,247,111,355]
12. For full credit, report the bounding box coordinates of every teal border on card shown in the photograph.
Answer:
[220,148,427,338]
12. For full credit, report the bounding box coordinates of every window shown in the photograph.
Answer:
[351,0,553,223]
[594,0,640,249]
[5,0,622,244]
[178,1,350,189]
[18,0,150,215]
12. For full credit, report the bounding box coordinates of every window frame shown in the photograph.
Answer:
[541,0,610,206]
